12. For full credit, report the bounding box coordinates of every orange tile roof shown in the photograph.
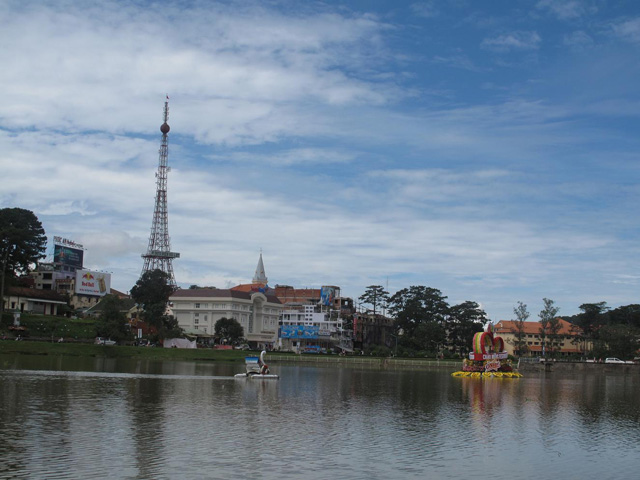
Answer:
[495,319,581,336]
[171,287,281,304]
[528,346,584,353]
[6,286,66,302]
[231,283,267,293]
[274,286,321,298]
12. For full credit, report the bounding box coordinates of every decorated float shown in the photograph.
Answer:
[452,323,522,378]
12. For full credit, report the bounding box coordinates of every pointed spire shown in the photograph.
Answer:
[252,251,268,285]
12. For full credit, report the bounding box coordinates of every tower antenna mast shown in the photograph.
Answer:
[141,97,180,286]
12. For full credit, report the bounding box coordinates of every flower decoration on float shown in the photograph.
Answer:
[451,322,523,378]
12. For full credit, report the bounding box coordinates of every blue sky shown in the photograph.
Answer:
[1,0,639,321]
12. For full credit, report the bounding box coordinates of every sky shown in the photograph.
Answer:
[1,0,640,322]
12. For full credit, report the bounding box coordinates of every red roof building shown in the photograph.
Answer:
[494,319,588,357]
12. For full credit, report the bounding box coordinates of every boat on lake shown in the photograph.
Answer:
[235,350,279,379]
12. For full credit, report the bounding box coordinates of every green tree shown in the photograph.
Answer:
[214,317,244,344]
[539,298,560,357]
[607,304,640,328]
[572,302,609,354]
[130,269,180,339]
[578,302,609,334]
[359,285,389,315]
[412,320,446,353]
[0,208,47,313]
[388,286,449,353]
[511,301,530,356]
[446,301,486,355]
[96,294,131,343]
[596,324,640,359]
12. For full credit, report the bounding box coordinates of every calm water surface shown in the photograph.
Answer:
[1,355,639,479]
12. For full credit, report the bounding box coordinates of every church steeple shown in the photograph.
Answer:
[252,251,268,285]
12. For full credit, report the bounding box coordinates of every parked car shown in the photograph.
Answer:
[604,358,632,364]
[95,337,116,346]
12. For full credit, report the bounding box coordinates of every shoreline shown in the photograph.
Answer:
[0,340,459,368]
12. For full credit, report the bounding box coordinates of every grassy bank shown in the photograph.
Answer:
[0,340,460,369]
[0,340,259,362]
[1,312,97,340]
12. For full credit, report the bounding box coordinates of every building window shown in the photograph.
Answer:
[195,303,200,309]
[194,318,199,325]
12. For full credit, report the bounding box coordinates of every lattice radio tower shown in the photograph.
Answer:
[141,97,180,286]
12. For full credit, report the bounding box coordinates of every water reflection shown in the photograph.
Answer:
[1,357,640,479]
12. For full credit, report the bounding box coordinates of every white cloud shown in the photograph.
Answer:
[481,31,542,52]
[432,55,486,72]
[0,0,396,144]
[536,0,595,20]
[610,17,640,43]
[411,2,439,19]
[2,0,640,322]
[563,30,594,48]
[209,148,357,167]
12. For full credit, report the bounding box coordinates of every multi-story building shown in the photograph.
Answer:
[170,288,283,349]
[170,253,352,351]
[273,284,349,312]
[278,303,350,352]
[494,319,587,357]
[352,312,395,351]
[27,262,117,312]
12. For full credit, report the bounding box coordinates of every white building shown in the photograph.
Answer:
[278,304,348,352]
[169,288,283,348]
[3,287,67,315]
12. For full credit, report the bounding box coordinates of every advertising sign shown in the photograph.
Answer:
[53,236,84,249]
[280,325,319,339]
[320,286,336,306]
[75,270,111,296]
[54,244,84,268]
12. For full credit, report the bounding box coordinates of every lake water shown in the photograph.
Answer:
[1,355,639,480]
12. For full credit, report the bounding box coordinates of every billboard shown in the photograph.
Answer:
[280,325,319,339]
[320,286,337,306]
[75,269,111,296]
[54,244,84,268]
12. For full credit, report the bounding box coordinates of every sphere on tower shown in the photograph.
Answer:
[161,122,170,134]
